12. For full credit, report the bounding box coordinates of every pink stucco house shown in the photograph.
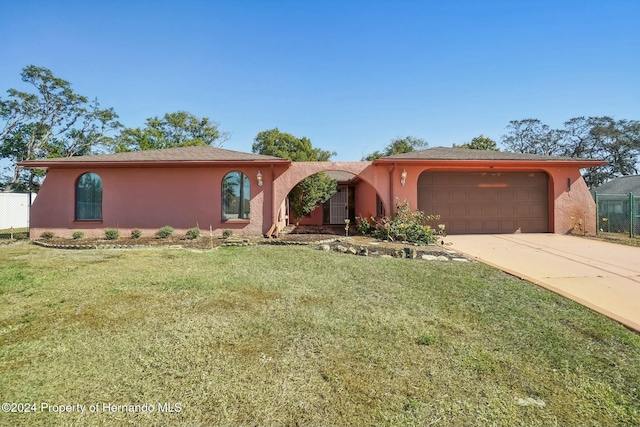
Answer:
[20,146,605,238]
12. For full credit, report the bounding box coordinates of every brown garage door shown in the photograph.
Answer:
[417,172,549,234]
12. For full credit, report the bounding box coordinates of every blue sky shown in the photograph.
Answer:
[1,0,638,161]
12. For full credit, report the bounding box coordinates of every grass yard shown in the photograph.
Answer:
[589,232,640,248]
[1,244,639,426]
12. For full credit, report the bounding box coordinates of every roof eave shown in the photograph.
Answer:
[18,159,292,169]
[372,158,608,168]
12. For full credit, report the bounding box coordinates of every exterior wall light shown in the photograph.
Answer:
[400,169,407,186]
[257,170,263,187]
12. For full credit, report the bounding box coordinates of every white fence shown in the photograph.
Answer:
[0,193,36,229]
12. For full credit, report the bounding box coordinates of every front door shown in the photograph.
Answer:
[329,186,349,224]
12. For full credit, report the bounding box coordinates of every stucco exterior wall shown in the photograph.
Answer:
[354,180,379,220]
[297,205,324,226]
[30,166,283,238]
[29,158,598,238]
[544,166,597,235]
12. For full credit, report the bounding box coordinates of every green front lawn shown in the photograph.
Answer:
[1,244,639,426]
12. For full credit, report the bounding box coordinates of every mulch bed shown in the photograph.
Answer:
[28,232,468,261]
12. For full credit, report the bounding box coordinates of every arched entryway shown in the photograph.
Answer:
[267,161,388,235]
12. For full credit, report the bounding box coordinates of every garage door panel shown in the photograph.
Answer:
[500,220,515,231]
[434,190,450,202]
[531,204,548,216]
[448,221,468,233]
[484,220,499,231]
[498,189,515,201]
[451,189,467,202]
[515,204,531,216]
[483,205,498,217]
[418,172,549,234]
[484,189,499,202]
[467,205,483,216]
[500,205,514,216]
[451,205,466,217]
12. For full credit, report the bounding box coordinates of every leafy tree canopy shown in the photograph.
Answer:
[362,136,427,161]
[113,111,227,152]
[252,128,334,161]
[454,135,499,151]
[0,65,121,191]
[501,117,640,188]
[252,128,337,223]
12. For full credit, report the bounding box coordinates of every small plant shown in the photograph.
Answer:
[222,229,233,239]
[570,216,584,235]
[130,229,143,239]
[40,231,54,240]
[155,226,174,239]
[344,219,350,237]
[186,227,201,240]
[104,228,119,240]
[72,231,85,240]
[356,216,372,235]
[357,200,441,245]
[416,335,435,346]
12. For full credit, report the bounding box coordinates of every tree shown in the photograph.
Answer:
[362,136,427,161]
[501,116,640,188]
[581,117,640,187]
[252,128,337,223]
[453,135,499,151]
[501,119,563,156]
[113,111,227,152]
[0,65,121,191]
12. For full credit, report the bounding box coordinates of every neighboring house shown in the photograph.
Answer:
[19,146,605,237]
[592,175,640,234]
[593,175,640,195]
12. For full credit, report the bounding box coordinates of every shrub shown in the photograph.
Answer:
[72,231,85,240]
[104,228,119,240]
[155,226,174,239]
[131,229,143,239]
[186,227,201,239]
[356,199,443,245]
[416,335,436,346]
[222,229,233,239]
[40,231,54,240]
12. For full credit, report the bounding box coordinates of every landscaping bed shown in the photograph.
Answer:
[30,232,467,260]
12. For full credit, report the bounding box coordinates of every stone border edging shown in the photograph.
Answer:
[28,238,471,262]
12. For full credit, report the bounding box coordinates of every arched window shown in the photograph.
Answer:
[222,171,250,220]
[76,172,102,220]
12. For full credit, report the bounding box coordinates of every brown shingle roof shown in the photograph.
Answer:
[325,171,356,182]
[27,146,287,163]
[378,146,596,161]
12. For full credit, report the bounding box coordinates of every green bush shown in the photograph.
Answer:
[222,229,233,239]
[356,199,444,245]
[104,228,119,240]
[72,231,85,240]
[186,227,201,239]
[40,231,54,240]
[131,229,143,239]
[416,335,436,346]
[155,226,174,239]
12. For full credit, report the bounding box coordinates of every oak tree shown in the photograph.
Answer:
[0,65,121,191]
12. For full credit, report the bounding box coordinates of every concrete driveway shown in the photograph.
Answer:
[448,234,640,332]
